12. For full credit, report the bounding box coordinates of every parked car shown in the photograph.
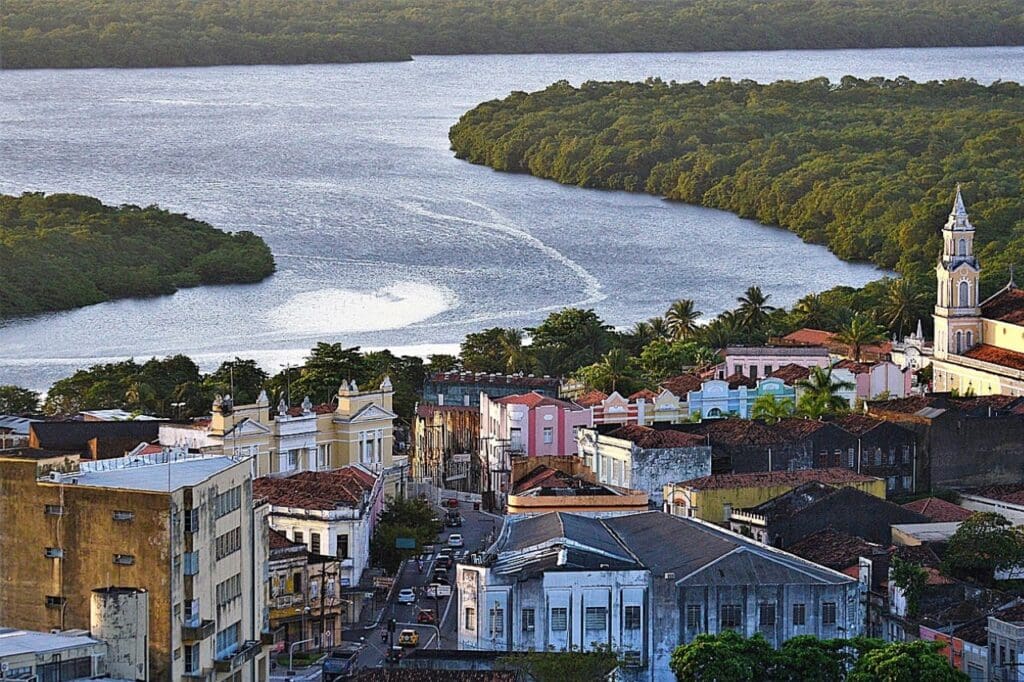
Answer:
[448,533,464,548]
[398,629,420,647]
[397,588,416,605]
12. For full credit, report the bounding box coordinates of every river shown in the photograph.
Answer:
[1,46,1021,390]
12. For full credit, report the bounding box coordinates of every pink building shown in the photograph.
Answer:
[721,346,831,381]
[834,359,913,400]
[480,391,592,495]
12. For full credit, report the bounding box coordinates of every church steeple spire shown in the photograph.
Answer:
[934,184,983,360]
[945,183,973,232]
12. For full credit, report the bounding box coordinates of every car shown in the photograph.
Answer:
[436,555,453,569]
[432,568,448,583]
[398,629,420,647]
[444,498,459,508]
[397,588,416,605]
[448,533,464,548]
[417,608,437,624]
[445,511,462,528]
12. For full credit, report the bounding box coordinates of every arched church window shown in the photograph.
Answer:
[959,281,970,307]
[958,238,966,256]
[966,331,974,348]
[956,331,963,354]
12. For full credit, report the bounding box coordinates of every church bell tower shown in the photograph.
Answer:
[933,185,983,358]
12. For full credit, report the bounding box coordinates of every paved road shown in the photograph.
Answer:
[338,498,501,672]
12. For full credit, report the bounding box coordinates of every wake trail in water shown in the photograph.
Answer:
[394,196,605,326]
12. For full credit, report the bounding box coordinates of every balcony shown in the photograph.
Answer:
[261,627,285,646]
[181,667,214,682]
[181,619,215,642]
[214,640,261,672]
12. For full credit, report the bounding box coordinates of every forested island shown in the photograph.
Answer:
[0,193,275,318]
[2,0,1022,70]
[450,77,1024,298]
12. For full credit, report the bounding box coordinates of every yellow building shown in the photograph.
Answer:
[932,186,1024,396]
[663,468,886,525]
[160,378,398,477]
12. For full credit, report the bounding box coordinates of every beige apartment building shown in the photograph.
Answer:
[160,379,398,477]
[0,447,274,681]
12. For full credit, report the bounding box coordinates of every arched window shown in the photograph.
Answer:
[958,238,967,256]
[966,331,974,348]
[956,331,963,354]
[959,281,970,307]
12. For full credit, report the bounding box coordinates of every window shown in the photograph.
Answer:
[293,573,303,594]
[490,606,504,636]
[510,427,523,450]
[759,603,776,628]
[847,448,856,468]
[888,447,896,465]
[625,605,642,630]
[522,608,536,632]
[287,449,299,469]
[873,448,882,466]
[213,486,241,518]
[793,603,806,626]
[293,530,304,545]
[764,365,773,376]
[337,534,349,560]
[184,507,199,533]
[887,476,896,492]
[902,445,911,464]
[183,551,199,576]
[184,644,199,673]
[316,443,330,469]
[959,281,970,307]
[216,621,240,658]
[543,427,553,444]
[216,527,241,560]
[216,574,242,606]
[902,475,913,491]
[686,604,702,630]
[958,238,967,256]
[585,606,607,631]
[44,504,64,516]
[720,604,742,629]
[749,365,758,379]
[184,599,199,626]
[465,607,476,631]
[551,607,568,632]
[44,547,64,559]
[822,602,837,625]
[311,532,321,555]
[310,579,320,600]
[113,553,135,565]
[113,509,135,522]
[45,595,65,608]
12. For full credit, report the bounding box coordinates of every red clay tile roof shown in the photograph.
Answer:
[769,363,812,384]
[429,372,560,388]
[991,603,1024,626]
[136,443,164,455]
[834,359,875,374]
[981,286,1024,325]
[787,528,884,571]
[829,414,885,436]
[771,417,831,440]
[962,344,1024,371]
[965,484,1024,505]
[902,498,974,522]
[269,528,303,551]
[254,466,376,510]
[574,390,609,408]
[605,424,706,449]
[783,329,837,346]
[689,418,780,446]
[724,372,757,389]
[629,389,658,401]
[678,467,879,490]
[868,395,937,415]
[285,403,336,417]
[660,373,703,396]
[493,392,578,410]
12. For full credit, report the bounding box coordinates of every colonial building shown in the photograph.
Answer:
[457,511,863,682]
[506,459,649,515]
[410,403,480,491]
[423,371,560,407]
[833,359,912,400]
[931,186,1024,396]
[719,346,830,381]
[159,379,398,478]
[0,448,273,680]
[576,425,712,507]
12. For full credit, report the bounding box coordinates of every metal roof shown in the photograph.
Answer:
[0,628,100,658]
[67,456,238,492]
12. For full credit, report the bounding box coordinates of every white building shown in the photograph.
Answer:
[457,511,863,682]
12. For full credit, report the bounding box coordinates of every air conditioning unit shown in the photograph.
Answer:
[113,554,135,566]
[664,572,676,580]
[48,471,62,482]
[44,548,64,559]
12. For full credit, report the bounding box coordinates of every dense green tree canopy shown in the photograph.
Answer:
[2,0,1021,70]
[0,385,41,414]
[450,77,1024,298]
[0,193,275,317]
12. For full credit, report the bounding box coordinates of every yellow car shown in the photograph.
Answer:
[398,629,419,647]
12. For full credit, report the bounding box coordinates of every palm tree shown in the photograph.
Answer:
[647,316,671,340]
[795,366,855,417]
[834,313,888,361]
[626,320,656,353]
[497,328,530,373]
[597,349,635,393]
[700,312,741,349]
[665,298,703,340]
[751,394,795,423]
[736,286,776,329]
[690,345,721,370]
[124,380,156,413]
[792,293,832,329]
[881,277,929,339]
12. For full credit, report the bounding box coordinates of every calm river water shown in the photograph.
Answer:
[1,46,1021,389]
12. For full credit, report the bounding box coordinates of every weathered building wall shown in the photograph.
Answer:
[632,446,712,507]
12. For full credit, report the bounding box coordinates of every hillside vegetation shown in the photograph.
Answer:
[2,0,1022,69]
[0,193,275,317]
[449,77,1024,295]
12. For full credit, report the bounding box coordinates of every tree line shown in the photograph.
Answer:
[449,77,1024,301]
[0,192,275,318]
[2,0,1022,69]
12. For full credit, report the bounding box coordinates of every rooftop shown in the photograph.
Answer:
[269,528,305,553]
[629,389,658,401]
[604,424,706,449]
[722,372,757,389]
[414,403,478,419]
[678,468,880,491]
[828,414,887,436]
[30,420,161,452]
[660,373,703,397]
[492,392,580,410]
[745,481,841,520]
[902,497,975,523]
[64,455,239,492]
[511,465,621,497]
[833,359,877,374]
[254,466,377,511]
[573,390,609,408]
[0,628,101,658]
[962,344,1024,372]
[725,345,830,357]
[429,371,559,388]
[769,363,812,384]
[782,329,836,346]
[0,415,40,435]
[981,285,1024,326]
[963,483,1024,506]
[786,528,884,571]
[868,393,1024,419]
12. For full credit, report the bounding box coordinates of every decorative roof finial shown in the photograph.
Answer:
[953,183,966,216]
[916,319,923,339]
[278,397,288,416]
[301,395,313,414]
